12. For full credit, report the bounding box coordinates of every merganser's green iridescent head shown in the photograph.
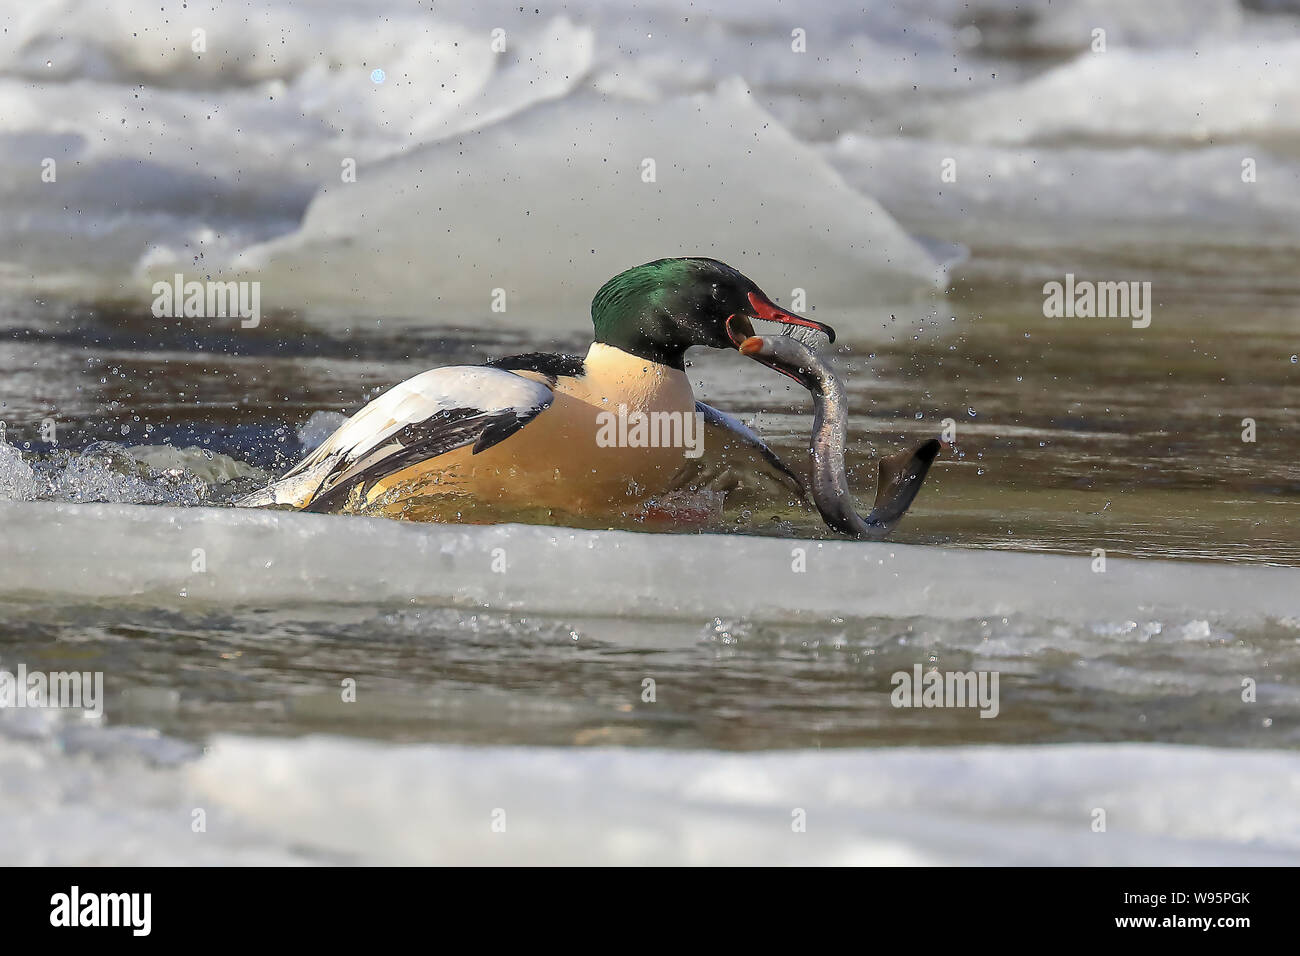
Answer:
[591,257,835,369]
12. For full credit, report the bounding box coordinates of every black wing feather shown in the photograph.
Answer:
[485,352,586,383]
[302,404,549,514]
[695,401,805,493]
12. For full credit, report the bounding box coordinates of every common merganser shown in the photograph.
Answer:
[236,257,833,519]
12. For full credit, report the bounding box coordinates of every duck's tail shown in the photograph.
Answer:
[233,458,336,510]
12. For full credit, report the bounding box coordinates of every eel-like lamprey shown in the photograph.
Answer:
[739,333,940,539]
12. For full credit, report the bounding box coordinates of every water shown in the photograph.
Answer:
[0,0,1298,865]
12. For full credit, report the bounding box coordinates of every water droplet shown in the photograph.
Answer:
[370,68,386,84]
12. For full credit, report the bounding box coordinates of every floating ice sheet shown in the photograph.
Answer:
[3,712,1297,865]
[231,80,945,328]
[1,500,1296,623]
